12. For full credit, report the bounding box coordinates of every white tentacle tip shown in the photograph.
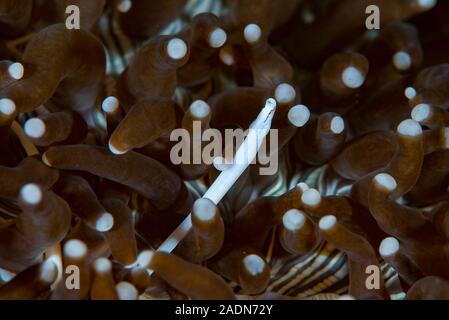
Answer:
[397,119,422,137]
[0,98,16,116]
[193,198,216,222]
[288,105,310,127]
[275,83,296,104]
[379,237,400,257]
[189,100,210,119]
[63,239,88,259]
[342,67,365,89]
[20,183,43,205]
[209,28,227,48]
[404,87,417,100]
[108,141,127,155]
[94,257,112,273]
[242,254,266,276]
[297,182,309,192]
[411,104,430,122]
[167,38,188,60]
[330,116,345,134]
[137,250,154,269]
[102,96,119,113]
[393,51,412,71]
[39,259,58,284]
[8,62,24,80]
[301,188,321,207]
[24,118,46,138]
[374,173,397,191]
[116,281,138,300]
[117,0,132,13]
[319,215,337,231]
[244,24,262,44]
[282,209,306,231]
[96,213,114,232]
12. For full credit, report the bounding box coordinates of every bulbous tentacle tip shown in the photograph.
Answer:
[288,105,310,128]
[341,66,365,89]
[397,119,423,137]
[274,83,296,104]
[330,116,345,134]
[242,254,266,277]
[393,51,412,71]
[301,188,321,207]
[193,198,217,222]
[63,239,88,260]
[0,98,16,116]
[24,118,46,138]
[38,259,58,284]
[116,281,138,300]
[167,38,188,60]
[96,212,114,232]
[318,215,337,231]
[411,104,431,122]
[379,237,400,258]
[282,209,306,231]
[20,183,43,205]
[209,28,227,48]
[189,100,211,118]
[244,24,262,44]
[374,173,398,192]
[108,141,127,155]
[8,62,24,80]
[297,182,309,192]
[405,87,417,100]
[93,257,112,273]
[102,96,120,113]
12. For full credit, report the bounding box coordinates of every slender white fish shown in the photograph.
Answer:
[149,98,277,263]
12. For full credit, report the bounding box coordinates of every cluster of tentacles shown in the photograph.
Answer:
[1,0,449,300]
